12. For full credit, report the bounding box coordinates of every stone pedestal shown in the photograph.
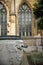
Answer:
[0,36,24,65]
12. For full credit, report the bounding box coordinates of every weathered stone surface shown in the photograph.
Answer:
[0,40,24,65]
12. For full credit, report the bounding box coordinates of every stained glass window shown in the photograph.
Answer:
[18,4,32,37]
[0,3,7,36]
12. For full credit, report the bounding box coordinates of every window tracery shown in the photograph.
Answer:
[18,4,32,37]
[0,3,7,36]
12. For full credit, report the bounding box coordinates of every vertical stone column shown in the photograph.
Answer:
[10,0,15,14]
[0,12,1,35]
[10,0,16,35]
[32,15,37,36]
[35,21,38,35]
[34,20,38,36]
[32,14,35,36]
[10,15,16,35]
[16,13,19,36]
[34,20,37,36]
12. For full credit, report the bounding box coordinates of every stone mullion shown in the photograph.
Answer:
[19,13,22,37]
[0,11,1,36]
[28,13,29,36]
[24,11,26,37]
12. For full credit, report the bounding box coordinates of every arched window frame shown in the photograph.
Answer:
[0,2,7,36]
[18,3,32,37]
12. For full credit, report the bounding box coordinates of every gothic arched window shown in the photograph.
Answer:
[0,3,7,36]
[18,4,32,37]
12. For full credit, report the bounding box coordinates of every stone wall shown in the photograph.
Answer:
[0,0,37,36]
[23,37,41,46]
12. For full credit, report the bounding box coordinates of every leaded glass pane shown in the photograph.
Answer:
[18,4,32,37]
[0,4,3,9]
[0,3,7,36]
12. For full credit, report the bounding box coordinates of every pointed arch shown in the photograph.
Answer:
[18,0,32,13]
[0,1,9,24]
[0,1,9,13]
[18,3,32,37]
